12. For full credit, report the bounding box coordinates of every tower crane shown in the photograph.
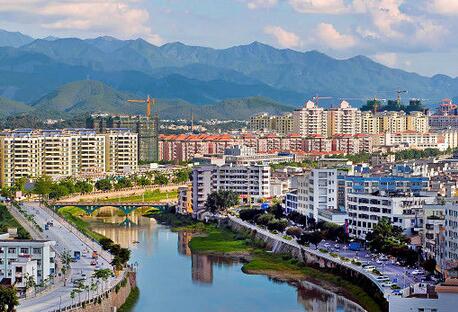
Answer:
[127,95,155,118]
[311,95,333,107]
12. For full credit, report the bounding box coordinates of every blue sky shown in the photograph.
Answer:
[0,0,457,77]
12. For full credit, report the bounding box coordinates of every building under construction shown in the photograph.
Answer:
[87,113,159,162]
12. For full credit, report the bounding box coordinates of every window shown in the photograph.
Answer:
[20,248,28,254]
[32,248,41,254]
[8,248,16,254]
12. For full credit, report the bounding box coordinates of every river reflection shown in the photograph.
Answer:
[88,212,366,312]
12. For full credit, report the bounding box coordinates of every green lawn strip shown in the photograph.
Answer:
[0,204,30,239]
[58,206,105,242]
[188,226,251,253]
[118,286,140,312]
[97,190,178,203]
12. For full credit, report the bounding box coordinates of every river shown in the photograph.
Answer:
[88,213,365,312]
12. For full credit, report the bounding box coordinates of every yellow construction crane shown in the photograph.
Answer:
[127,95,155,118]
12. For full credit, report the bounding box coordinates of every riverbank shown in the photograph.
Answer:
[152,213,381,312]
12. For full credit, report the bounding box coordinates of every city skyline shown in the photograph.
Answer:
[0,0,457,77]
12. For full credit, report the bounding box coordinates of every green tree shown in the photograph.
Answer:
[0,285,18,312]
[154,173,169,186]
[136,176,151,187]
[255,213,275,226]
[49,184,70,200]
[422,258,437,275]
[114,177,132,190]
[268,203,284,219]
[61,250,72,286]
[239,208,263,221]
[204,190,239,213]
[33,176,53,199]
[173,169,191,184]
[93,269,113,292]
[267,219,288,232]
[299,231,323,249]
[75,181,93,194]
[95,179,112,191]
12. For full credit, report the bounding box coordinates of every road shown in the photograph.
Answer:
[17,202,118,312]
[317,240,418,289]
[229,216,428,297]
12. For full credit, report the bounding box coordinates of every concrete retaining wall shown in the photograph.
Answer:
[52,271,136,312]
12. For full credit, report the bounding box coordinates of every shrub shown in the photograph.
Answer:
[286,226,302,238]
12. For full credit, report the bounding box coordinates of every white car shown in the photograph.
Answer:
[381,281,393,287]
[411,269,423,275]
[375,276,390,282]
[324,243,331,248]
[364,265,376,271]
[334,244,340,249]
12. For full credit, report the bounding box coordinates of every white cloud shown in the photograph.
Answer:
[264,25,301,48]
[288,0,349,14]
[429,0,458,15]
[372,52,397,67]
[246,0,278,9]
[0,0,162,44]
[315,23,356,49]
[352,0,411,39]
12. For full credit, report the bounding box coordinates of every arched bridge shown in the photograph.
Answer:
[51,202,171,215]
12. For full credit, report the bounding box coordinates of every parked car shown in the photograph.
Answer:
[364,265,376,271]
[324,243,331,248]
[375,276,390,282]
[334,244,340,249]
[381,281,394,287]
[411,269,423,275]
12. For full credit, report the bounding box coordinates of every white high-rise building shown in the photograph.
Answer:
[445,198,458,264]
[327,100,362,135]
[296,169,337,221]
[191,164,271,216]
[292,101,328,137]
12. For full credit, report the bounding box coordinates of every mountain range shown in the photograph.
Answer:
[0,80,292,120]
[0,28,456,119]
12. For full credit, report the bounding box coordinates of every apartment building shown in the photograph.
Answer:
[0,129,137,187]
[327,100,362,135]
[292,101,328,137]
[296,169,338,221]
[0,240,56,288]
[249,113,293,135]
[177,185,192,214]
[407,111,430,133]
[191,164,271,215]
[87,114,159,162]
[421,203,446,262]
[105,129,138,174]
[445,198,458,264]
[346,191,435,239]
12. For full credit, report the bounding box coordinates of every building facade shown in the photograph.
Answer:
[0,129,137,187]
[296,169,338,220]
[0,240,56,287]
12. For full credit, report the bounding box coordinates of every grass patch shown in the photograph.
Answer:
[0,205,30,239]
[97,190,178,203]
[58,207,105,242]
[189,226,251,253]
[118,286,139,312]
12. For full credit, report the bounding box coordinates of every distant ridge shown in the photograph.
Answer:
[0,29,457,108]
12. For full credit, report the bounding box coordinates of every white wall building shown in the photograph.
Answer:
[347,192,435,239]
[297,169,338,221]
[0,240,56,286]
[292,101,328,137]
[191,164,271,215]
